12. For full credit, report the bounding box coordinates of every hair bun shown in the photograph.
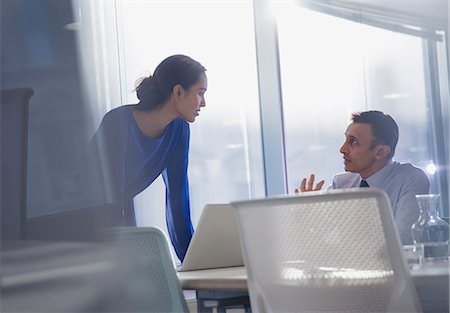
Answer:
[136,75,160,102]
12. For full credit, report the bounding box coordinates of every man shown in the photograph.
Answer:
[296,110,430,244]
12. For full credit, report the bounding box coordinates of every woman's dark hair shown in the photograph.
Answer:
[351,110,399,159]
[135,54,206,111]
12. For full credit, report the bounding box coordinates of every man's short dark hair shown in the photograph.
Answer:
[351,110,399,159]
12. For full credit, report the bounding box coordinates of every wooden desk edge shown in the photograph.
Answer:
[178,265,449,291]
[179,278,248,291]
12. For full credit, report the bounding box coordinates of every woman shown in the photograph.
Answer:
[91,54,207,261]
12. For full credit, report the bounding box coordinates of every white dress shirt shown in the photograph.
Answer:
[328,160,430,244]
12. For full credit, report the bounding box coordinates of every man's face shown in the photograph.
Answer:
[339,122,379,177]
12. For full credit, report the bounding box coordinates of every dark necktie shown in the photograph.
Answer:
[360,180,369,188]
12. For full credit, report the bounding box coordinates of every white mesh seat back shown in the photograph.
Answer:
[232,189,421,313]
[105,227,189,313]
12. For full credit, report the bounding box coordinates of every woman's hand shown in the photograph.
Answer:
[294,174,325,193]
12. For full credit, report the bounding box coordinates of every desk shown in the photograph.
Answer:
[179,267,248,312]
[412,262,450,313]
[178,264,449,313]
[179,266,247,291]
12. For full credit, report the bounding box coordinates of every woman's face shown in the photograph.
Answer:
[176,72,208,123]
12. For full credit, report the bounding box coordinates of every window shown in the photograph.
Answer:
[265,1,449,216]
[276,4,433,186]
[74,0,265,259]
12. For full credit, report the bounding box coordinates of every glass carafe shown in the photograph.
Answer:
[411,194,449,262]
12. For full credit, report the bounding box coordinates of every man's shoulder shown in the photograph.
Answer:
[333,171,358,179]
[384,161,430,194]
[331,172,359,188]
[391,161,427,177]
[389,161,430,186]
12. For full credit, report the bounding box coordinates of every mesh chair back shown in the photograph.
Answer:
[104,227,189,313]
[232,189,421,313]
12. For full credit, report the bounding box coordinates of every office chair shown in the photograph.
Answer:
[101,227,190,313]
[232,189,422,313]
[1,87,34,240]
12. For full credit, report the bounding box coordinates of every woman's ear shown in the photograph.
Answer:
[374,145,391,160]
[172,84,185,101]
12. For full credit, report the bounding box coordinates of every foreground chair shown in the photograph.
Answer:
[232,188,422,313]
[102,227,189,313]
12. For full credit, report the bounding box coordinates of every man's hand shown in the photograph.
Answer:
[294,174,325,193]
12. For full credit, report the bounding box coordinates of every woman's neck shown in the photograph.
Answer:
[133,104,178,138]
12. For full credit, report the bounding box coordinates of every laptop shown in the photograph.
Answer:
[177,203,244,272]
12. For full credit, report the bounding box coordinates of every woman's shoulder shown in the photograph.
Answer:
[170,118,190,131]
[101,105,135,125]
[106,104,134,117]
[165,118,190,143]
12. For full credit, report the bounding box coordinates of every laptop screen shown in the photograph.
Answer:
[178,204,244,272]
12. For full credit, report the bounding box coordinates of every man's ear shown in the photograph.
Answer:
[172,84,185,101]
[374,144,391,160]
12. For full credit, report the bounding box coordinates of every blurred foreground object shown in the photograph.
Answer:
[1,240,121,312]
